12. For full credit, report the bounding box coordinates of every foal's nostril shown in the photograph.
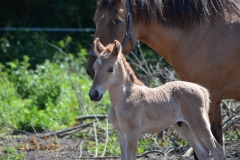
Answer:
[93,91,99,99]
[89,90,99,101]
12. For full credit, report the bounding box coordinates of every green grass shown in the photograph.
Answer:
[0,146,24,160]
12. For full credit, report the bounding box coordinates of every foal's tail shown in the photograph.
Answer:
[199,86,211,120]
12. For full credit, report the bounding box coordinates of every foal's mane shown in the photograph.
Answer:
[120,54,144,86]
[96,0,240,28]
[104,44,144,86]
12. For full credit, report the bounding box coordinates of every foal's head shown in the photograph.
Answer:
[89,38,122,101]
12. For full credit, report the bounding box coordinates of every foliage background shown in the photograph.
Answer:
[0,1,180,157]
[0,0,105,131]
[0,0,239,159]
[0,0,97,66]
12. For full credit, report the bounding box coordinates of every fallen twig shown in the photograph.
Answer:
[93,122,98,157]
[37,122,93,138]
[79,156,121,159]
[79,150,165,159]
[137,150,164,158]
[101,118,109,157]
[76,115,107,121]
[79,140,84,158]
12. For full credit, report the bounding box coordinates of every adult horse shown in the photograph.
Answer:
[86,0,240,159]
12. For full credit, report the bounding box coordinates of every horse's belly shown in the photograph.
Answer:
[174,47,240,100]
[173,22,240,100]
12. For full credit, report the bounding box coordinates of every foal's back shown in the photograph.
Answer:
[140,81,210,110]
[134,81,210,133]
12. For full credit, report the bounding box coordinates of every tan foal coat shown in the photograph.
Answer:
[89,39,226,160]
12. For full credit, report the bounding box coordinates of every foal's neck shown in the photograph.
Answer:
[108,60,137,105]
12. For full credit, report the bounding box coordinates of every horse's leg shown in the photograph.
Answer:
[210,101,224,146]
[172,123,210,160]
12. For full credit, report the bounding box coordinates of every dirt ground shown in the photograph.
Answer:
[0,134,239,160]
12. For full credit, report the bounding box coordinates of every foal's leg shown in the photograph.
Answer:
[193,100,224,160]
[117,126,139,160]
[108,106,127,159]
[195,126,226,160]
[195,129,226,160]
[189,111,226,160]
[117,114,141,160]
[124,129,139,160]
[116,131,127,160]
[172,123,210,160]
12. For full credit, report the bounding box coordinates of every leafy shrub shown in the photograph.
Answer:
[0,53,110,132]
[0,32,92,68]
[0,146,24,160]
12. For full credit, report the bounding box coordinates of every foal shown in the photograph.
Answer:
[89,38,226,160]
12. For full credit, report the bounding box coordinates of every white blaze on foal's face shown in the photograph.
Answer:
[97,58,102,66]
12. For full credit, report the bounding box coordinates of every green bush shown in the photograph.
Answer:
[0,53,111,132]
[0,0,97,65]
[0,32,92,68]
[0,146,24,160]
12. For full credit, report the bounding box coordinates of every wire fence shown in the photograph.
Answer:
[0,27,95,32]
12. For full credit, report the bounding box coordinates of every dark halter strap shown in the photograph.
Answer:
[89,0,134,57]
[121,0,134,51]
[88,50,99,57]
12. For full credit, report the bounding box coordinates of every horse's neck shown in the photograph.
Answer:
[138,20,238,66]
[138,22,184,64]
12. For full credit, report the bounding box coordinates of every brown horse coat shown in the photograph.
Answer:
[86,1,240,153]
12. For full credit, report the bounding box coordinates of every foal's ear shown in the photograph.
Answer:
[112,40,121,57]
[93,38,105,55]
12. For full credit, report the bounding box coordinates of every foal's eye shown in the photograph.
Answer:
[108,68,114,72]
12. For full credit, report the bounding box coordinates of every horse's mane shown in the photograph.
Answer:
[103,44,144,86]
[96,0,240,28]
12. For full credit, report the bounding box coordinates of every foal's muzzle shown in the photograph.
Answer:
[89,90,103,101]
